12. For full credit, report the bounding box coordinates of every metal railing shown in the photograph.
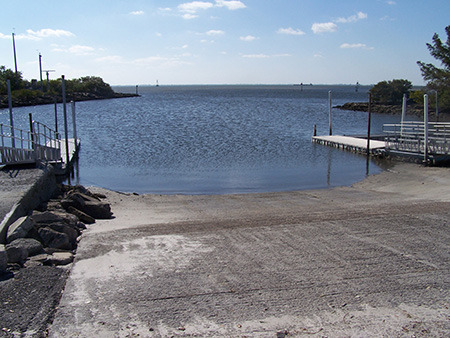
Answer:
[0,121,61,166]
[383,121,450,155]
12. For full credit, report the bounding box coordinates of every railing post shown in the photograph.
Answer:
[7,79,15,148]
[62,75,70,166]
[401,94,407,136]
[424,94,429,162]
[71,100,77,143]
[29,113,36,161]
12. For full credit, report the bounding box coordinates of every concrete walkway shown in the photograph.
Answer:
[48,163,450,337]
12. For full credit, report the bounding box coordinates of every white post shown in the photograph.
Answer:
[7,79,15,148]
[62,75,70,166]
[401,94,407,136]
[71,101,77,143]
[424,94,429,162]
[328,91,332,136]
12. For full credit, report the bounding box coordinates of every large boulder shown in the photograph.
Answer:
[7,216,36,243]
[32,210,79,227]
[67,206,95,224]
[82,200,113,219]
[38,227,71,250]
[7,238,43,256]
[48,223,79,245]
[0,245,7,271]
[6,245,28,264]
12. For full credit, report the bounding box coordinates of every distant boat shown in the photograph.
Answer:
[156,80,159,87]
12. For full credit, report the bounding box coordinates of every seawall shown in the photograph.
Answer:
[0,165,58,244]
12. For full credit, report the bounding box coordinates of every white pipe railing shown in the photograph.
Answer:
[383,121,450,156]
[0,121,61,166]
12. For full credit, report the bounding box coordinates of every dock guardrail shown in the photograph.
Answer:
[383,121,450,156]
[0,121,61,166]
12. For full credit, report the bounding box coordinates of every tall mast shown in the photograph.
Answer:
[12,33,18,74]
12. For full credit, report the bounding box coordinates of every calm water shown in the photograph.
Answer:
[0,85,413,194]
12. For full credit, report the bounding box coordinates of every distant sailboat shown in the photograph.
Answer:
[156,80,159,87]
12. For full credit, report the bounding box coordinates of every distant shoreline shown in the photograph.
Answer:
[336,101,447,121]
[0,92,139,109]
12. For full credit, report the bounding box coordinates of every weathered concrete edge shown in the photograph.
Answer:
[0,165,58,244]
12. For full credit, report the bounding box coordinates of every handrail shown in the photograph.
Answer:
[0,121,61,165]
[383,121,450,156]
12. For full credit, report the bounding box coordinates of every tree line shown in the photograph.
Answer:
[0,68,115,101]
[370,25,450,113]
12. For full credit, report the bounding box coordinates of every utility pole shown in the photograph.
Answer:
[12,33,18,74]
[39,53,43,91]
[43,70,55,92]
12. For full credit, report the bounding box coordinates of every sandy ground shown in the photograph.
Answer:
[47,162,450,337]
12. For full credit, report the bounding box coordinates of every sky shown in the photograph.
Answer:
[1,0,449,86]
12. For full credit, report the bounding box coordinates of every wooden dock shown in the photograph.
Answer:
[312,135,385,155]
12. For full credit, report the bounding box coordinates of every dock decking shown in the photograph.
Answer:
[312,135,385,154]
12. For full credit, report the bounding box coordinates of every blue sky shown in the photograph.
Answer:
[1,0,449,85]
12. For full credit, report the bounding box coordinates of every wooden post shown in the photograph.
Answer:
[313,124,317,136]
[62,75,70,167]
[328,91,332,136]
[366,93,372,156]
[424,94,429,162]
[136,85,139,95]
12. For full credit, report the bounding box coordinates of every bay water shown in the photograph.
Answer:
[0,85,412,194]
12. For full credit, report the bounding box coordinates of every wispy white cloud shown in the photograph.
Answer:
[240,35,257,41]
[242,53,291,58]
[387,1,396,5]
[277,27,306,36]
[5,28,75,40]
[336,11,367,23]
[130,10,144,15]
[182,13,198,19]
[340,43,374,50]
[53,44,96,55]
[177,0,245,19]
[178,1,214,14]
[243,54,270,58]
[311,22,337,34]
[206,30,225,35]
[215,0,246,10]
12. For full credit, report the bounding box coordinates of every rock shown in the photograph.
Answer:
[82,200,113,219]
[32,210,79,227]
[6,245,28,264]
[8,238,43,256]
[0,245,7,271]
[48,252,74,266]
[6,216,36,243]
[48,223,79,245]
[38,227,71,250]
[28,253,50,263]
[67,206,96,224]
[60,193,86,211]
